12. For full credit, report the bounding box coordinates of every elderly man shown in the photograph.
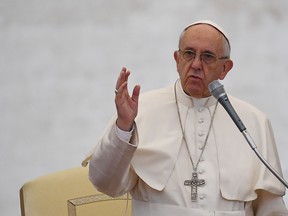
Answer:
[84,20,288,215]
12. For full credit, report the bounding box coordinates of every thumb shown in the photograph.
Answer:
[131,85,141,102]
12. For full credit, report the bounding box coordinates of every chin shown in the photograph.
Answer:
[186,87,203,97]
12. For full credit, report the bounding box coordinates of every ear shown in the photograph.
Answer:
[219,59,233,80]
[174,50,180,63]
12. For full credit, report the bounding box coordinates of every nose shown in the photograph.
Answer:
[191,54,202,69]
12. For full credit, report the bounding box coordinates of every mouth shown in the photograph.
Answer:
[189,74,203,81]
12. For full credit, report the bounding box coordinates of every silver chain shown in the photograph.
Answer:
[174,80,218,172]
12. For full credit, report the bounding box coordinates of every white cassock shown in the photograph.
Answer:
[85,80,287,216]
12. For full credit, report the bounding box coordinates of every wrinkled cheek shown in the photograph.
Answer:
[177,62,195,86]
[178,64,191,77]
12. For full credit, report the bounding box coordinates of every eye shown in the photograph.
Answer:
[183,50,195,59]
[201,53,216,63]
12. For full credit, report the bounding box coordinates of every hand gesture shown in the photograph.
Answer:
[114,67,140,131]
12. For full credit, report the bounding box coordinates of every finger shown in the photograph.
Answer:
[115,67,130,90]
[124,69,131,81]
[115,81,128,98]
[115,67,126,90]
[131,85,141,102]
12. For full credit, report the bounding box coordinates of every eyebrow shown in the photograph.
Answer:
[183,48,216,55]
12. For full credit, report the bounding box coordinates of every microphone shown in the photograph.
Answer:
[208,80,246,132]
[208,80,288,188]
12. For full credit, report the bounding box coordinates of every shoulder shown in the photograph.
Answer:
[227,95,272,136]
[139,85,174,99]
[138,84,175,107]
[136,84,177,119]
[229,95,267,119]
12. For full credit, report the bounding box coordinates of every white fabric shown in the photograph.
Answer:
[183,20,230,49]
[131,81,285,199]
[87,80,287,215]
[115,125,133,142]
[133,200,247,216]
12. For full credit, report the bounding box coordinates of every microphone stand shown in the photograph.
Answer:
[242,129,288,189]
[209,80,288,189]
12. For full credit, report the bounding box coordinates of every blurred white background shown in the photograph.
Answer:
[0,0,287,215]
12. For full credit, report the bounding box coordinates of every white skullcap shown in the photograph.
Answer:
[184,20,230,49]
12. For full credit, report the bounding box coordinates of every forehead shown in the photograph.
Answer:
[180,24,224,52]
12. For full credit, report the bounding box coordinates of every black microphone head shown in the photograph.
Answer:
[208,80,226,100]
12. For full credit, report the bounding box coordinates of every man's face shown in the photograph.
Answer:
[174,24,233,98]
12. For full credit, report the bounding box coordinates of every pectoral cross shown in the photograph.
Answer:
[184,172,205,201]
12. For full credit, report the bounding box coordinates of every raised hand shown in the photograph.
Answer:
[114,67,141,131]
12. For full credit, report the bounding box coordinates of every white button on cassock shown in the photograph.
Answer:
[198,119,204,124]
[198,132,204,137]
[198,108,204,112]
[198,145,204,150]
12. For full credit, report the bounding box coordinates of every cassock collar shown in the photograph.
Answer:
[176,79,217,108]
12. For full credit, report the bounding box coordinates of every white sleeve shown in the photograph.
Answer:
[115,125,133,142]
[89,123,138,197]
